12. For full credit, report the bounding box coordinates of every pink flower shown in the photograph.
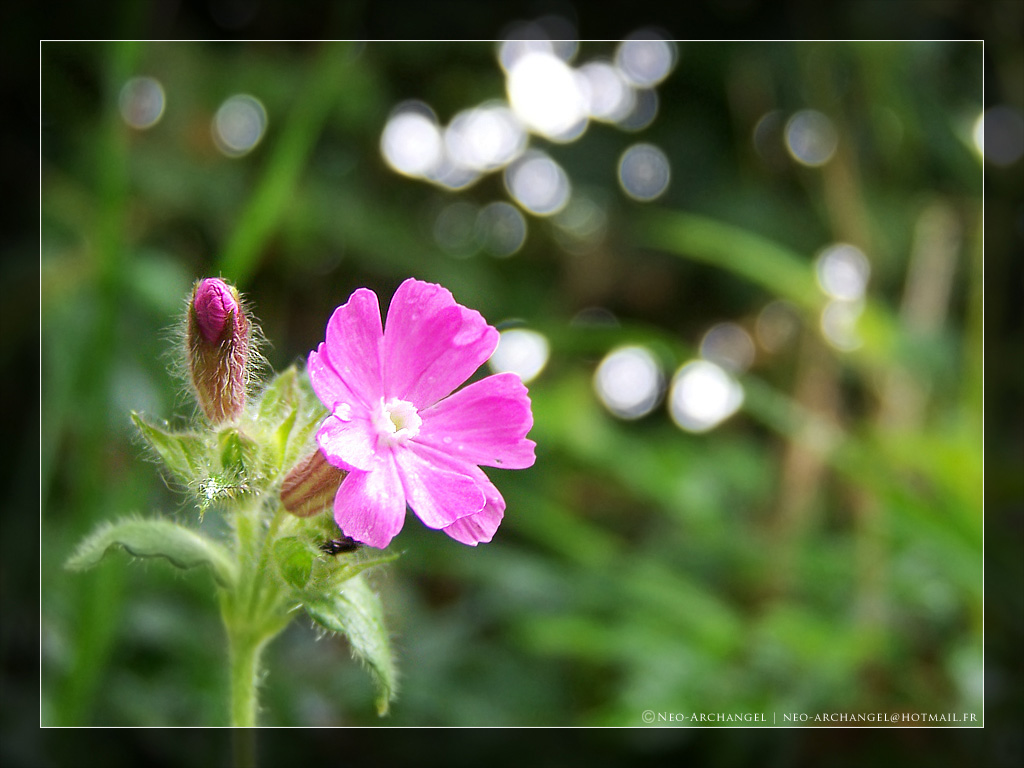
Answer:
[308,279,536,548]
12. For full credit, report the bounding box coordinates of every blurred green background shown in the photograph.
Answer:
[27,17,1019,765]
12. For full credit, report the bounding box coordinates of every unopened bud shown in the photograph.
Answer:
[187,277,251,423]
[280,450,347,517]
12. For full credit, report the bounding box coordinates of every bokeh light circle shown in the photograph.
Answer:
[594,346,664,419]
[119,76,165,129]
[505,151,571,216]
[785,109,838,167]
[488,329,550,382]
[669,360,744,433]
[381,103,443,177]
[618,143,670,201]
[815,243,870,301]
[212,94,267,157]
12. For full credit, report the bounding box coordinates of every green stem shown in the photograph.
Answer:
[248,505,289,617]
[227,618,266,768]
[228,624,267,730]
[221,499,294,741]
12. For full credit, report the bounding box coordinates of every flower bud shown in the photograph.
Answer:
[186,277,251,423]
[280,450,347,517]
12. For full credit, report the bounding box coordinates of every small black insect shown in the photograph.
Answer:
[320,536,362,555]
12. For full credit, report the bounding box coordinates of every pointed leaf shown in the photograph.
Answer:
[257,365,300,425]
[274,407,300,469]
[253,367,305,471]
[281,370,329,470]
[217,427,263,489]
[65,517,237,589]
[314,549,401,590]
[218,427,255,472]
[302,575,397,715]
[131,412,209,484]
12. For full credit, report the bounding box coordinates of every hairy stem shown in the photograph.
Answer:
[227,619,272,733]
[221,497,294,742]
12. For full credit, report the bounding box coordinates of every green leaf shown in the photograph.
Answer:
[273,536,316,589]
[255,365,328,473]
[65,517,237,589]
[302,575,397,715]
[281,370,328,470]
[257,367,300,466]
[315,548,401,590]
[219,428,250,470]
[257,365,300,426]
[217,426,261,480]
[273,407,300,470]
[131,411,209,484]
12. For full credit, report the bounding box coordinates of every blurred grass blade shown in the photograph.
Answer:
[638,209,821,310]
[218,44,357,285]
[638,209,902,363]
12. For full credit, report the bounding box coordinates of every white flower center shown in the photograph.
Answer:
[375,397,421,446]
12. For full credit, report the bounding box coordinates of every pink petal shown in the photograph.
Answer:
[393,443,486,530]
[418,372,536,469]
[308,343,362,412]
[442,472,506,546]
[322,288,384,408]
[382,279,499,408]
[315,409,378,472]
[332,457,406,549]
[403,443,507,545]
